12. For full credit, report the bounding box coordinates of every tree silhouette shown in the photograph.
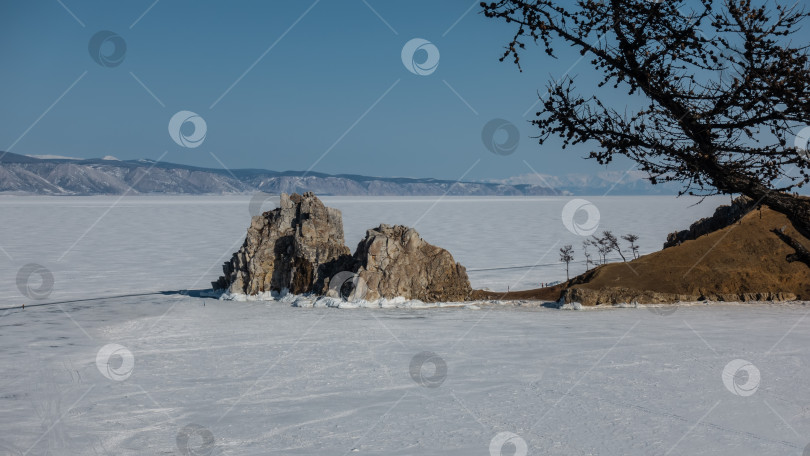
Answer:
[622,233,640,259]
[482,0,810,265]
[559,244,575,280]
[582,240,595,270]
[591,234,612,264]
[602,230,627,262]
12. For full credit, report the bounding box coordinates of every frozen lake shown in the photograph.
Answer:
[3,195,809,455]
[0,194,728,302]
[2,297,809,455]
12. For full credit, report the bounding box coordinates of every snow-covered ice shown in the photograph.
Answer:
[1,195,809,455]
[3,297,810,455]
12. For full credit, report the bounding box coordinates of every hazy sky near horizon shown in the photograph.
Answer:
[2,0,804,182]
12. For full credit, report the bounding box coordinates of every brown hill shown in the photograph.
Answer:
[473,206,810,305]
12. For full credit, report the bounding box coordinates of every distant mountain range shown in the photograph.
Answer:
[0,152,676,196]
[487,170,682,195]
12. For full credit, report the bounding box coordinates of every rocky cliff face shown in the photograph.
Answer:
[215,194,472,302]
[351,225,472,302]
[561,287,796,306]
[214,192,352,295]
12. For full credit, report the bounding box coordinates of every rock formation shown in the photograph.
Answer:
[350,224,472,302]
[215,193,472,303]
[213,192,352,295]
[663,196,754,248]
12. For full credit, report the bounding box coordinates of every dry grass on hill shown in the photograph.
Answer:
[472,206,810,304]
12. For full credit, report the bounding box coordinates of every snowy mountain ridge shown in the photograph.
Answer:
[0,152,674,196]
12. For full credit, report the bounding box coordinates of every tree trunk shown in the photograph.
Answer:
[771,227,810,267]
[707,166,810,265]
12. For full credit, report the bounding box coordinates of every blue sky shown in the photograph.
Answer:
[0,0,739,181]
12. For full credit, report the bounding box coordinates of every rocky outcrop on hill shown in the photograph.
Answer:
[351,225,472,302]
[561,287,797,306]
[215,193,472,302]
[213,192,352,295]
[663,196,755,248]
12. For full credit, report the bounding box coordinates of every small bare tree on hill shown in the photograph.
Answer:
[623,234,640,259]
[559,244,574,280]
[582,240,595,270]
[591,234,612,264]
[602,231,627,262]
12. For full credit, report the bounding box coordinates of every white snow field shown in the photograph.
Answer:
[1,195,809,455]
